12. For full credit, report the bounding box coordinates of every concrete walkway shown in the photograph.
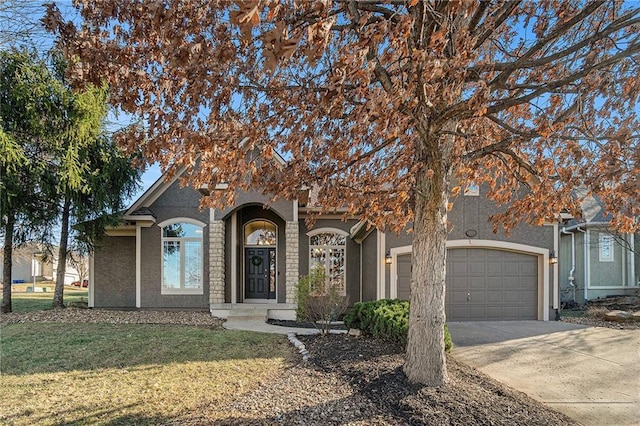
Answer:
[448,321,640,426]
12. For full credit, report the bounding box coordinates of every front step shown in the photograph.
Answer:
[227,308,269,322]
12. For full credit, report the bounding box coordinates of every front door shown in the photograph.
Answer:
[245,248,275,299]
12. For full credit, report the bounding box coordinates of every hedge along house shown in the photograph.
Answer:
[90,168,562,321]
[559,193,639,307]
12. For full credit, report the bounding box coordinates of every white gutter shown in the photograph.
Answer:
[562,221,610,232]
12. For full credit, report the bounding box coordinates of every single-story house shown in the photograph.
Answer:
[89,166,566,322]
[559,194,639,306]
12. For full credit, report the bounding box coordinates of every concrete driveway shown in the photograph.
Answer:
[448,321,640,426]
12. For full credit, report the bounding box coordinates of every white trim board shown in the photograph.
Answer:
[388,240,550,321]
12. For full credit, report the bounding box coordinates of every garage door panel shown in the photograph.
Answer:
[502,290,521,303]
[486,262,503,276]
[447,306,468,320]
[519,290,536,302]
[396,248,539,321]
[520,261,537,275]
[486,279,503,289]
[450,262,468,274]
[469,279,487,290]
[486,291,502,303]
[469,306,488,319]
[449,276,468,290]
[469,262,486,275]
[502,276,521,288]
[519,275,535,286]
[469,290,485,303]
[449,291,469,303]
[445,248,538,321]
[503,262,520,275]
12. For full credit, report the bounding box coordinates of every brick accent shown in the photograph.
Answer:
[285,221,299,304]
[209,220,225,304]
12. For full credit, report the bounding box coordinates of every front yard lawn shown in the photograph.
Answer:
[0,323,292,425]
[1,283,88,312]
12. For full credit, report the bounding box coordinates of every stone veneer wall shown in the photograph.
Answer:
[209,220,225,304]
[285,221,299,304]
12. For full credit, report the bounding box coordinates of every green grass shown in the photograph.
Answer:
[1,283,88,312]
[0,323,293,425]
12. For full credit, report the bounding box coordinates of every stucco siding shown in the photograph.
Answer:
[93,236,136,308]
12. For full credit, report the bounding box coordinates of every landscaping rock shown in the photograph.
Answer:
[0,307,225,328]
[604,310,631,322]
[348,328,362,337]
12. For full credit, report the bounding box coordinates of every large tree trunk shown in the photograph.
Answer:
[2,214,15,313]
[403,133,452,386]
[52,196,71,309]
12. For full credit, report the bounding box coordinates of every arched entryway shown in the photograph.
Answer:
[222,204,288,304]
[243,220,277,300]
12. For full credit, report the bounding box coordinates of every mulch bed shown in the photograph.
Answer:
[215,334,577,425]
[302,334,576,425]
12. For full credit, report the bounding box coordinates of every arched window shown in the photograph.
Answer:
[244,220,277,246]
[309,229,347,295]
[161,221,204,294]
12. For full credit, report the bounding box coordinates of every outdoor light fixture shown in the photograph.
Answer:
[385,252,392,264]
[549,251,558,264]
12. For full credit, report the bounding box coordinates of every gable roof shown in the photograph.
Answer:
[122,169,183,223]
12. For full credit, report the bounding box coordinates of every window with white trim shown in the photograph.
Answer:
[599,233,614,262]
[161,222,203,294]
[309,231,346,295]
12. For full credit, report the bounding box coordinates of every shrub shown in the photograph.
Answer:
[296,265,349,334]
[345,299,452,353]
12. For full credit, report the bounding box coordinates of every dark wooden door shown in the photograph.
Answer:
[245,248,270,299]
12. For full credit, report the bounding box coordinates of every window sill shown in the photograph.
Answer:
[161,289,204,296]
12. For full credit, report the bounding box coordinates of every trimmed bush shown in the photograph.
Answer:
[344,299,452,353]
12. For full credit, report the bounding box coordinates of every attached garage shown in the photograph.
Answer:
[391,241,548,321]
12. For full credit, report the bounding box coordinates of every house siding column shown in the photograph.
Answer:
[209,219,225,304]
[285,221,299,304]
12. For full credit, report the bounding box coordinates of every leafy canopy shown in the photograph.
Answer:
[45,1,640,233]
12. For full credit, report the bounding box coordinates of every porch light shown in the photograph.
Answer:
[549,251,558,264]
[385,252,392,265]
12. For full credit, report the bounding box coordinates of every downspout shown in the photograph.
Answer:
[561,227,577,304]
[583,228,589,301]
[359,240,363,303]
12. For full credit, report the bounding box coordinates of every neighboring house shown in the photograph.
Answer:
[0,243,85,285]
[559,194,639,306]
[0,243,53,284]
[90,167,562,322]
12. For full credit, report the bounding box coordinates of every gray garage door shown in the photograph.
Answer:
[396,248,538,321]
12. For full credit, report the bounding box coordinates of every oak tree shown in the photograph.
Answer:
[46,0,640,385]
